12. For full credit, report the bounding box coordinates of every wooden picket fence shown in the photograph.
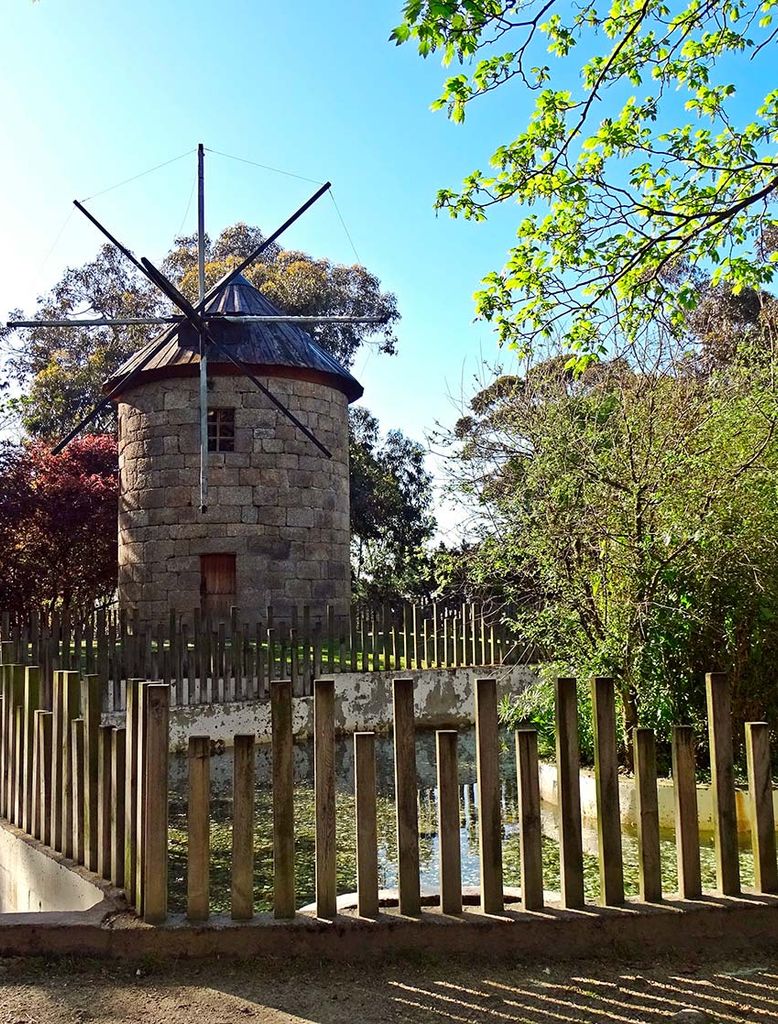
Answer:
[0,601,524,712]
[1,644,774,926]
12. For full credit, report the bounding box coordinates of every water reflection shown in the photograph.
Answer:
[167,727,756,914]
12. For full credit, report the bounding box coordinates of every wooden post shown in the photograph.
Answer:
[393,677,420,916]
[136,681,149,912]
[143,684,169,924]
[187,735,210,921]
[7,665,24,824]
[475,677,503,913]
[111,727,126,888]
[591,677,624,906]
[60,671,81,858]
[22,665,40,833]
[354,731,379,918]
[516,728,544,910]
[672,725,702,899]
[12,705,22,827]
[124,679,141,904]
[554,678,584,908]
[271,680,295,919]
[436,729,461,915]
[97,724,113,879]
[634,727,662,903]
[706,671,741,895]
[314,678,337,918]
[34,710,52,844]
[0,664,10,819]
[231,733,255,920]
[81,674,101,872]
[745,721,778,894]
[71,718,85,863]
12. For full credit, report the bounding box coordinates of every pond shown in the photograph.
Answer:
[167,727,757,914]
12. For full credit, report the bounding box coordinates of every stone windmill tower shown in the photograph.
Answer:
[9,146,379,626]
[107,273,363,624]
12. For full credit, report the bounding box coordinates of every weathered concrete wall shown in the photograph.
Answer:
[103,666,537,748]
[117,373,351,624]
[538,761,765,835]
[0,820,111,913]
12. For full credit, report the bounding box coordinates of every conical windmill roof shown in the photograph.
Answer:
[103,274,364,402]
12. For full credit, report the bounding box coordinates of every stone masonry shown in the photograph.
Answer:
[117,373,351,625]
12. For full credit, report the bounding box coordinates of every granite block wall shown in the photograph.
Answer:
[117,374,351,624]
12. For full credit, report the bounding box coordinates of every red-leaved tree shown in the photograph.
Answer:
[0,435,118,616]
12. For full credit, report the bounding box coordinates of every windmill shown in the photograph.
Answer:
[8,146,382,622]
[8,144,382,512]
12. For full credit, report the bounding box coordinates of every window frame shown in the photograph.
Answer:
[207,407,236,453]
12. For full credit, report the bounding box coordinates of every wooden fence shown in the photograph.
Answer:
[0,649,775,925]
[0,602,523,712]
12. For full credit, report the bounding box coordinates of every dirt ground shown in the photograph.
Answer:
[1,950,778,1023]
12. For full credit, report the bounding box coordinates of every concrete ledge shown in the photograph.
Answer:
[0,892,778,961]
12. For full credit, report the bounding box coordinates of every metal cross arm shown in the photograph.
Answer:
[36,179,335,455]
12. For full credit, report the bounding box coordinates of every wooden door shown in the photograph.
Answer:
[200,553,236,621]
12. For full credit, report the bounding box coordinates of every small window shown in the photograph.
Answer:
[207,408,235,452]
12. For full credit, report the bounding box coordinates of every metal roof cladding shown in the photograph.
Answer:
[103,273,364,403]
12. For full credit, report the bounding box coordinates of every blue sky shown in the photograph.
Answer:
[0,0,527,540]
[2,1,771,537]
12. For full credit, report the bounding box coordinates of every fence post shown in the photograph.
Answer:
[124,679,141,904]
[436,729,461,915]
[71,719,85,863]
[554,677,584,908]
[706,671,740,895]
[60,672,81,858]
[34,709,52,844]
[745,721,778,894]
[111,727,126,888]
[634,728,662,903]
[12,706,22,827]
[0,663,10,819]
[135,681,150,913]
[97,724,113,879]
[592,677,624,906]
[143,683,169,924]
[393,677,420,916]
[271,680,295,919]
[516,728,544,911]
[314,678,337,918]
[187,735,211,921]
[475,677,503,914]
[81,674,101,872]
[671,725,702,899]
[7,666,24,824]
[231,733,255,921]
[355,730,379,919]
[22,666,40,834]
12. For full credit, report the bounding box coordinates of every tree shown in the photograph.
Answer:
[393,0,778,362]
[444,329,778,759]
[0,435,118,615]
[5,222,399,438]
[349,407,436,600]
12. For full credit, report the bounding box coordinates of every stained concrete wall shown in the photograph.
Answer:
[0,821,109,914]
[103,666,537,748]
[117,373,351,625]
